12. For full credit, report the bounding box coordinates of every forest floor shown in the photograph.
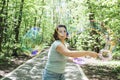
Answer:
[0,48,120,80]
[0,56,32,79]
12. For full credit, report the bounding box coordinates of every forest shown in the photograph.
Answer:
[0,0,120,80]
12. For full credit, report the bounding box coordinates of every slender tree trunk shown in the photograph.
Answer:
[13,0,24,56]
[34,10,37,27]
[34,17,37,27]
[4,0,9,43]
[0,0,6,51]
[38,0,44,43]
[14,0,24,42]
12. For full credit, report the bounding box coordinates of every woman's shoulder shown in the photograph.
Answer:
[53,40,61,44]
[52,40,62,48]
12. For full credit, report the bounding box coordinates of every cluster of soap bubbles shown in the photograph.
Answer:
[73,57,86,65]
[21,27,41,55]
[24,27,41,40]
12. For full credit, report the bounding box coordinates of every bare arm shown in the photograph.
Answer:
[56,43,98,58]
[67,57,74,62]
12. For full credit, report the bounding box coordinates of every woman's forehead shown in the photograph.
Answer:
[58,27,66,30]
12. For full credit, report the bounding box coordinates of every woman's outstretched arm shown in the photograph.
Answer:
[56,43,98,58]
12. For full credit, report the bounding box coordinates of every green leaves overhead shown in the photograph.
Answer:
[0,0,119,58]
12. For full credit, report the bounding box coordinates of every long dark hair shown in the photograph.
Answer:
[53,24,68,40]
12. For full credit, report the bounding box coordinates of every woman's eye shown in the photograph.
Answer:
[58,30,66,33]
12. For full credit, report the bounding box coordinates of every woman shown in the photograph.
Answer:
[42,24,98,80]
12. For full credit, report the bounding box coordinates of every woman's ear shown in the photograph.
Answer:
[67,32,69,36]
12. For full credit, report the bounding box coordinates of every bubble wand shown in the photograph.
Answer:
[98,49,112,61]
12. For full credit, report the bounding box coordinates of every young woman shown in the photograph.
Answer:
[42,24,98,80]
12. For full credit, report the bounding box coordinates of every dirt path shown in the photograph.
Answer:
[1,48,120,80]
[1,48,87,80]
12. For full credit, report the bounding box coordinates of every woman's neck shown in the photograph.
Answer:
[60,39,65,45]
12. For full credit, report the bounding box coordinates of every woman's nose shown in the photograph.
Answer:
[60,32,65,36]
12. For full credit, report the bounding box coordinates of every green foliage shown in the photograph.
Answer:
[84,0,120,53]
[111,66,120,79]
[0,0,120,61]
[75,30,105,52]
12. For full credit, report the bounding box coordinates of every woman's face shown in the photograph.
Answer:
[57,27,67,40]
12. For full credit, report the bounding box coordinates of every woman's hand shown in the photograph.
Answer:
[98,49,112,61]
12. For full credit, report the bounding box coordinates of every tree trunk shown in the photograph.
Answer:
[34,10,37,27]
[4,0,9,43]
[13,0,24,56]
[14,0,24,42]
[38,0,44,43]
[0,0,6,51]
